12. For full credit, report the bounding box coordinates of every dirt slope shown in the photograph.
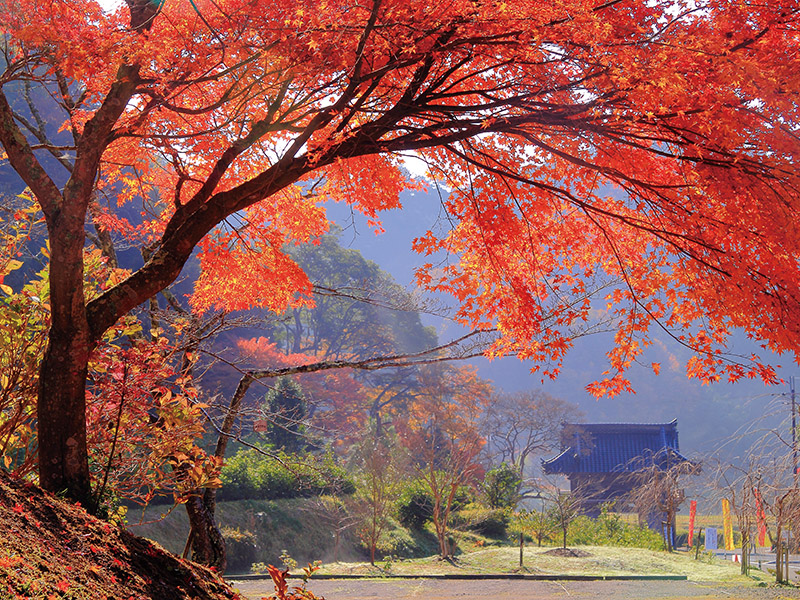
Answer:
[0,470,244,599]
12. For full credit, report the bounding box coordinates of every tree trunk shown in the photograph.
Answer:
[185,494,227,572]
[182,342,229,571]
[740,530,748,576]
[370,510,378,566]
[37,214,93,509]
[38,331,93,507]
[775,523,784,584]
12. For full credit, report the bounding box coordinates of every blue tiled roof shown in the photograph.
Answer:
[541,419,691,474]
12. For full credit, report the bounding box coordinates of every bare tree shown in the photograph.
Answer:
[549,490,582,550]
[713,462,759,575]
[628,457,699,552]
[710,404,800,583]
[300,495,361,563]
[349,423,408,566]
[695,387,800,583]
[483,391,583,479]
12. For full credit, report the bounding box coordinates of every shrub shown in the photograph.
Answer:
[363,517,440,558]
[510,509,556,546]
[452,506,510,538]
[481,463,521,510]
[396,480,472,529]
[397,484,434,529]
[567,507,664,550]
[222,527,259,574]
[218,447,355,501]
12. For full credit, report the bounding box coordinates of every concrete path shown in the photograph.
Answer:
[229,577,800,600]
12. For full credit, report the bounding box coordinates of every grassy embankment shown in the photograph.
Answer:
[128,501,771,584]
[127,497,437,571]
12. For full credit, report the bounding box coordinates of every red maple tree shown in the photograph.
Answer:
[0,0,798,509]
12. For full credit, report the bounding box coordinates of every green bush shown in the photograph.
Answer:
[567,508,664,550]
[219,447,355,501]
[481,463,521,510]
[396,480,471,529]
[377,524,417,557]
[221,527,259,574]
[397,484,434,529]
[452,506,510,538]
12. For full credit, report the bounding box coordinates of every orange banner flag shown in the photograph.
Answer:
[755,489,767,547]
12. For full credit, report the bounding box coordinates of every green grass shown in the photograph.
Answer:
[313,546,770,584]
[127,502,770,584]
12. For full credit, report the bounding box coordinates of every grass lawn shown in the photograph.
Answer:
[309,545,770,584]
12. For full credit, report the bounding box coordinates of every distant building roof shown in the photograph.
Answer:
[541,419,691,474]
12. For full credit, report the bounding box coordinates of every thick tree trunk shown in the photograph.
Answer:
[185,494,227,572]
[37,331,92,507]
[37,213,94,509]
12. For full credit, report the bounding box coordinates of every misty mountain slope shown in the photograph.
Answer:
[324,189,791,462]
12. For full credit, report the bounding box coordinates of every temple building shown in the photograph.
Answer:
[541,419,694,521]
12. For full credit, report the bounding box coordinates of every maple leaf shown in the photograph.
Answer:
[651,362,661,376]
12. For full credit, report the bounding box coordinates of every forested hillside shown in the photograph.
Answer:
[325,189,789,459]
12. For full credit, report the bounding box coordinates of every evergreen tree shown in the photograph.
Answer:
[263,378,307,453]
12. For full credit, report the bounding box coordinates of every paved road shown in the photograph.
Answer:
[230,578,800,600]
[714,552,800,584]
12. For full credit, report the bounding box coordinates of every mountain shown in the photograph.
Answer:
[323,188,793,463]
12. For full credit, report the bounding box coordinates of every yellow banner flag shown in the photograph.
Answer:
[722,499,734,550]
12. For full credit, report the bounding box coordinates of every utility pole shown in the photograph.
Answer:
[793,377,798,486]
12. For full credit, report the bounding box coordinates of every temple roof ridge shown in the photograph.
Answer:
[541,419,691,474]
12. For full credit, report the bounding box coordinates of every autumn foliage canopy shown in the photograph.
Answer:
[0,0,799,502]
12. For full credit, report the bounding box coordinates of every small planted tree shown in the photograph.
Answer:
[510,509,555,568]
[526,510,556,548]
[351,423,407,565]
[548,491,582,550]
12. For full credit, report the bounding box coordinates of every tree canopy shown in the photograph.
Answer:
[1,0,799,506]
